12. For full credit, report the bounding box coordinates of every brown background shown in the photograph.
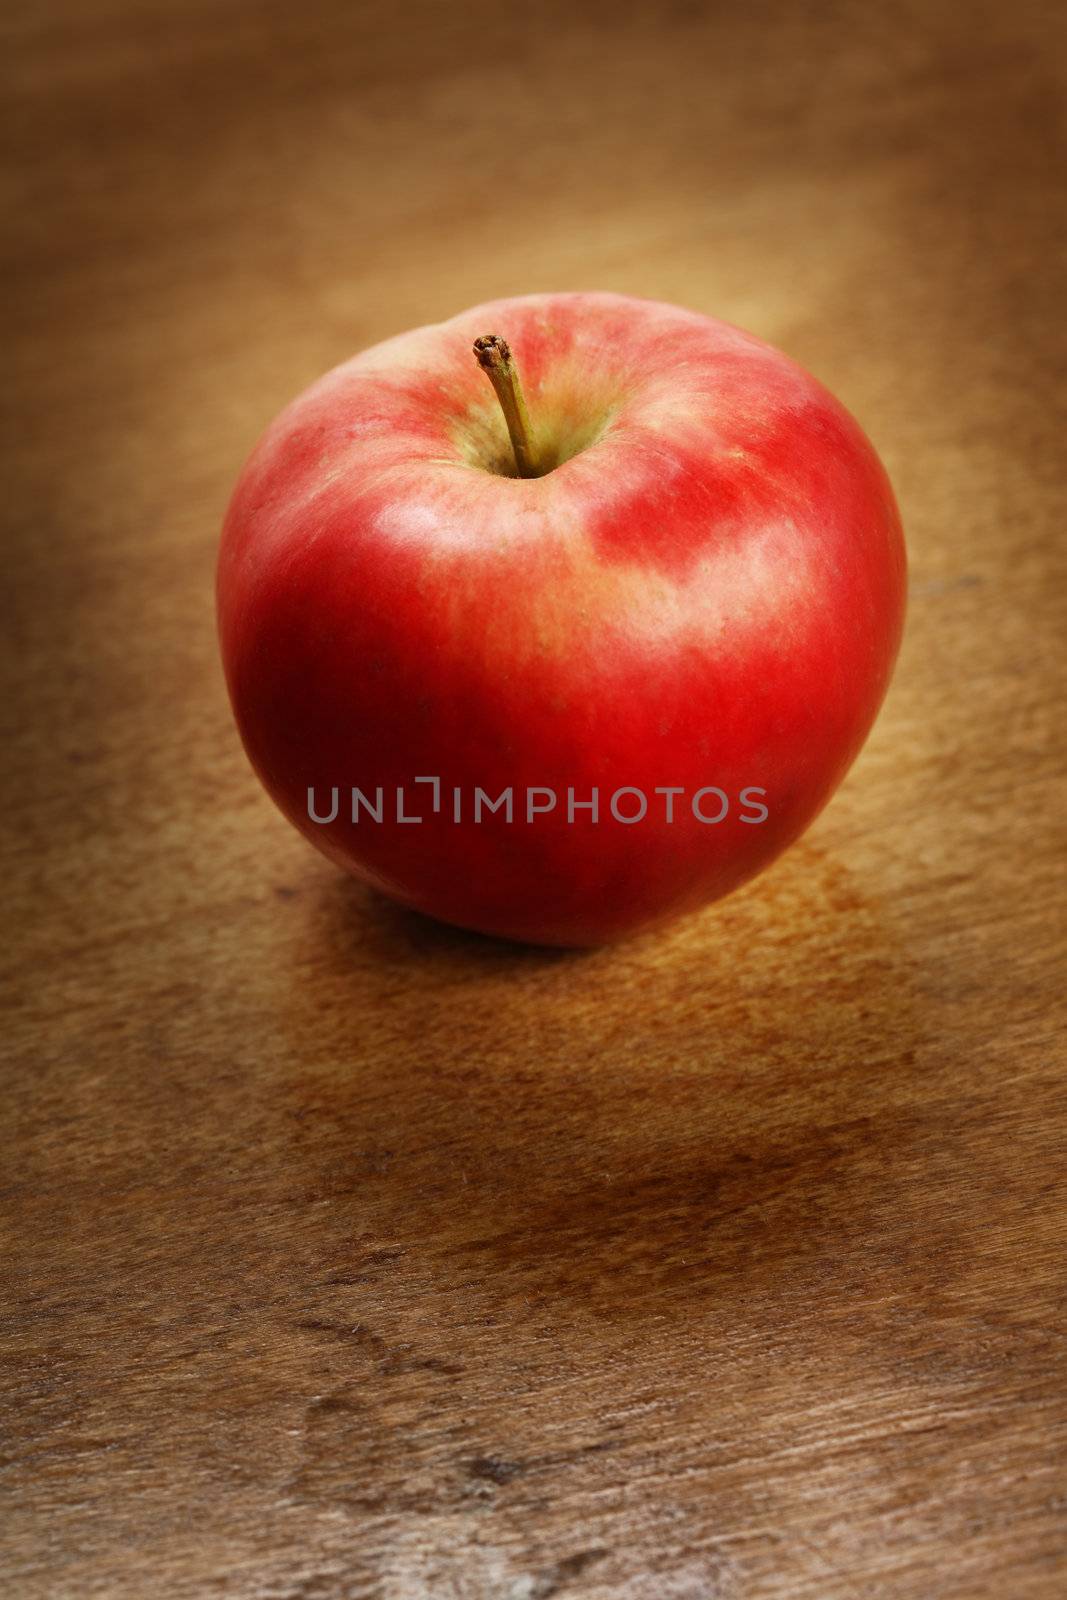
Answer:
[3,2,1066,1596]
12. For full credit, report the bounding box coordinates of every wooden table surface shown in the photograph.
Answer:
[3,2,1066,1596]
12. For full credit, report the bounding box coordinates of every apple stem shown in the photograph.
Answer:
[473,334,541,478]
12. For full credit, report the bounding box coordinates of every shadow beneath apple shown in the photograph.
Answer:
[343,881,592,973]
[275,840,931,1342]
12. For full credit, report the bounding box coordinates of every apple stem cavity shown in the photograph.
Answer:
[473,334,541,478]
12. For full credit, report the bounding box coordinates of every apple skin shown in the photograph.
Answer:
[217,292,906,947]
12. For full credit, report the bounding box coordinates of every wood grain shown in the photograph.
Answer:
[2,2,1066,1596]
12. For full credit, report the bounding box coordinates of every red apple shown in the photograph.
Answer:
[217,292,906,946]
